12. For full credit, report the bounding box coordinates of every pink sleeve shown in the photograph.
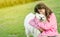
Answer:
[37,13,57,30]
[29,19,40,30]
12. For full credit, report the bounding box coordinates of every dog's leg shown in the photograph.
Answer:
[33,28,40,37]
[25,28,30,37]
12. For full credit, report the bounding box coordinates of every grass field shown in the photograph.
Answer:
[0,0,60,37]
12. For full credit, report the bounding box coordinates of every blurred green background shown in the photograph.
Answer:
[0,0,60,37]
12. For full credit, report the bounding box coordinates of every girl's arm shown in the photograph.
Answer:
[29,19,45,32]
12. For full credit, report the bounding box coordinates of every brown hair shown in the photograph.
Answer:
[34,3,53,22]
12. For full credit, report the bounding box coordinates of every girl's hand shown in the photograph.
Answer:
[39,27,45,33]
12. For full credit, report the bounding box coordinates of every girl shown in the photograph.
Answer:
[29,3,58,37]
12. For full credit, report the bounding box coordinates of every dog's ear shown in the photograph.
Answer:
[35,13,40,16]
[35,13,40,20]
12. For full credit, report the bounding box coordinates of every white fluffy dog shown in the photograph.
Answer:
[24,13,46,37]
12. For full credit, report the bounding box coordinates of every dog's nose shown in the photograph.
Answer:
[40,18,42,20]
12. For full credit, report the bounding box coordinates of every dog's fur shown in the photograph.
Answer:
[24,13,40,37]
[35,13,46,22]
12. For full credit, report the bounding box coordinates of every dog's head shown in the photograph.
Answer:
[35,13,46,21]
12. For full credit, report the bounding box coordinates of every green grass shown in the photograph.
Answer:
[0,0,60,37]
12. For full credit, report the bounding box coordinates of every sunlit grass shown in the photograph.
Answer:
[0,0,38,8]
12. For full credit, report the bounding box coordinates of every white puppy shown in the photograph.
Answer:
[35,13,46,22]
[24,13,40,37]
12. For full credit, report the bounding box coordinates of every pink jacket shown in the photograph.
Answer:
[29,13,58,37]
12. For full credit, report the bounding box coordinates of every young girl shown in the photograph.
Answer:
[29,3,58,37]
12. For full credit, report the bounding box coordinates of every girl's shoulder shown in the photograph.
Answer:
[50,13,56,17]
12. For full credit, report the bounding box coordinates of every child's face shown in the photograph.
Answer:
[38,9,45,15]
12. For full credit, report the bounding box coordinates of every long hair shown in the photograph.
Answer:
[34,3,53,22]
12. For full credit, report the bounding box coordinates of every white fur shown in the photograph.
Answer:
[35,13,46,22]
[24,13,40,37]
